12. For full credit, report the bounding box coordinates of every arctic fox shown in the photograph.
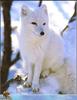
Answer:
[18,5,76,93]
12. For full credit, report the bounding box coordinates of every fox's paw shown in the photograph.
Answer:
[40,70,50,79]
[23,81,32,88]
[32,84,39,93]
[32,87,39,93]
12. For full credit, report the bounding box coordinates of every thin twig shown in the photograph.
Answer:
[10,52,20,66]
[39,0,42,7]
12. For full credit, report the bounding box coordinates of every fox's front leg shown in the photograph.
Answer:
[22,60,28,75]
[32,61,43,92]
[23,60,32,88]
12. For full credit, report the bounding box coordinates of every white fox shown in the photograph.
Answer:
[18,5,76,93]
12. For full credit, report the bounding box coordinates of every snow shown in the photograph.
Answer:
[11,76,59,94]
[1,94,77,100]
[0,1,77,99]
[63,20,76,75]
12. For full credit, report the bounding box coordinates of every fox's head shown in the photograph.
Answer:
[21,5,49,37]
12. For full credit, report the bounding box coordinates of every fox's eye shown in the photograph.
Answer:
[43,23,46,25]
[31,22,37,25]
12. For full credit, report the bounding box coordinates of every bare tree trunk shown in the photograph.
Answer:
[0,0,12,94]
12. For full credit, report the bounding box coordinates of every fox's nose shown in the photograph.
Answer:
[40,31,45,36]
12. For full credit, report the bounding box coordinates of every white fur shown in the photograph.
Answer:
[18,5,76,93]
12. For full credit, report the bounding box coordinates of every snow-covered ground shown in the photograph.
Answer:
[0,94,77,100]
[0,1,77,100]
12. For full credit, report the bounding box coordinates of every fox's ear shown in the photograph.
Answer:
[21,5,31,16]
[41,5,48,14]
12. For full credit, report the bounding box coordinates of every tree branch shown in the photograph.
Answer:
[69,1,76,23]
[61,2,76,36]
[10,52,20,66]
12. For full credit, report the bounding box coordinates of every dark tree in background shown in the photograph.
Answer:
[0,0,20,94]
[0,0,13,94]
